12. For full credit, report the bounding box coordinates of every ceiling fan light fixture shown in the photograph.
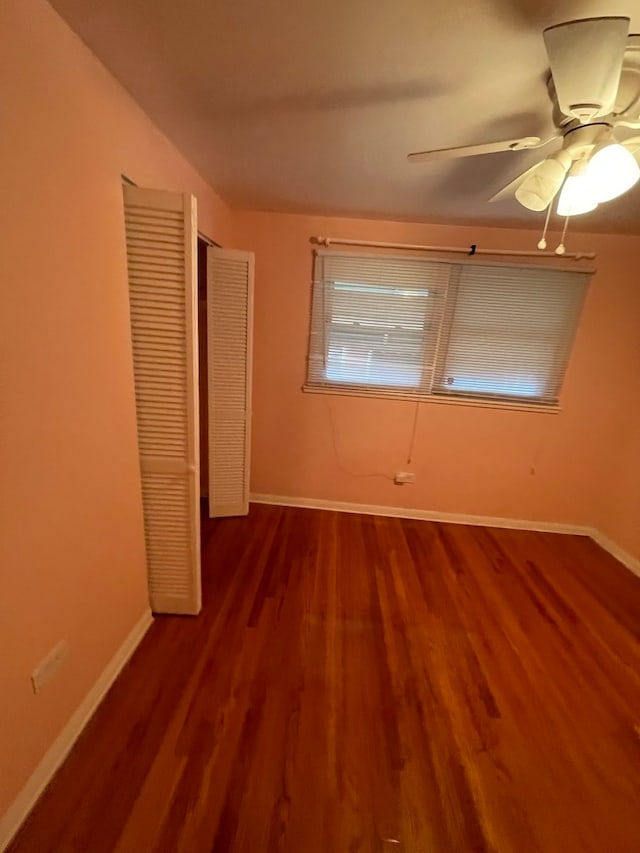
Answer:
[515,150,572,211]
[586,143,640,202]
[556,173,598,216]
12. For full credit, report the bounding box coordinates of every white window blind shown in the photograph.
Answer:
[306,250,590,407]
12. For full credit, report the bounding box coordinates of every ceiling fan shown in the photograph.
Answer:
[408,17,640,216]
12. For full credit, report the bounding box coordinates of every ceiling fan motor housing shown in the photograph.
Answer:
[543,17,630,122]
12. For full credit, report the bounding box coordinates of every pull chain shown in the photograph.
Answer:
[556,215,570,255]
[537,203,553,250]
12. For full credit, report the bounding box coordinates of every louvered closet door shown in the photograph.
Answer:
[123,186,201,615]
[207,247,254,517]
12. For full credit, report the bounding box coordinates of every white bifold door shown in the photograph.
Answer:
[207,247,254,518]
[123,186,201,615]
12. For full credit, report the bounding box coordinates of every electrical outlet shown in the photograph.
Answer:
[394,471,416,485]
[31,641,69,694]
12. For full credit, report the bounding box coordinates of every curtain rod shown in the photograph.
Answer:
[310,236,596,262]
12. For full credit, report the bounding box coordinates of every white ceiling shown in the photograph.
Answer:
[50,0,640,233]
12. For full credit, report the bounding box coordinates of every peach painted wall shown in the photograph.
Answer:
[600,427,640,561]
[234,211,640,552]
[0,0,231,824]
[594,291,640,562]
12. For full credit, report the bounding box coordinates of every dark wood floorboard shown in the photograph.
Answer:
[9,505,640,852]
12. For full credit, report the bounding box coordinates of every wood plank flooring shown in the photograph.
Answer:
[9,505,640,852]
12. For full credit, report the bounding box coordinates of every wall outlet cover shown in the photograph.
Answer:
[394,472,416,485]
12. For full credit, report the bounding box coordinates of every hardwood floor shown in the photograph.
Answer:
[9,505,640,852]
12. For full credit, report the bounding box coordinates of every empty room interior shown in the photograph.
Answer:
[3,0,640,850]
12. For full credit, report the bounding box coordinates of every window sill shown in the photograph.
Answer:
[302,384,561,414]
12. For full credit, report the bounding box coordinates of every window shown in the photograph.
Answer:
[306,250,590,407]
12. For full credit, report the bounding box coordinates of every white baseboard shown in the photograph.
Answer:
[0,608,153,852]
[589,529,640,579]
[250,493,590,535]
[251,494,640,579]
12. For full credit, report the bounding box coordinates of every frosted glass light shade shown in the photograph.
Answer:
[587,143,640,202]
[515,152,571,211]
[557,174,598,216]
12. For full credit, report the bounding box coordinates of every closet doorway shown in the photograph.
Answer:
[123,184,253,617]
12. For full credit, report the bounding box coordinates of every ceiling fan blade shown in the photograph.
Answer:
[622,136,640,161]
[544,17,630,122]
[488,163,544,203]
[407,136,543,163]
[613,118,640,130]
